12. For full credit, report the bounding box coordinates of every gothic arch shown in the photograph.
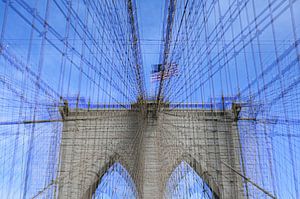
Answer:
[166,153,221,198]
[81,153,137,199]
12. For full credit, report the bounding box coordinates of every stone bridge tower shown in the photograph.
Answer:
[57,100,245,199]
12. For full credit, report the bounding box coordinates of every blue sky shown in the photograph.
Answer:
[0,0,300,199]
[136,0,165,97]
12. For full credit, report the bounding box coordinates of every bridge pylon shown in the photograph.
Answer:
[57,100,245,198]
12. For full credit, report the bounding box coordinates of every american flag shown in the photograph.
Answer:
[151,63,179,82]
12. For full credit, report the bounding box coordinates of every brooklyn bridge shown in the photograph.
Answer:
[0,0,299,198]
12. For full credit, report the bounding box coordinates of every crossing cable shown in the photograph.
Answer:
[161,0,297,106]
[10,0,140,103]
[156,0,177,109]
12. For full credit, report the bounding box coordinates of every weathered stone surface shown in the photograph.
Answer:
[57,102,244,199]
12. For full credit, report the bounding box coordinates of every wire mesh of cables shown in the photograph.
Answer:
[0,0,300,198]
[156,0,300,198]
[0,0,144,198]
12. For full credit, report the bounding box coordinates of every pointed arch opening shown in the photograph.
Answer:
[165,161,219,199]
[92,162,137,199]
